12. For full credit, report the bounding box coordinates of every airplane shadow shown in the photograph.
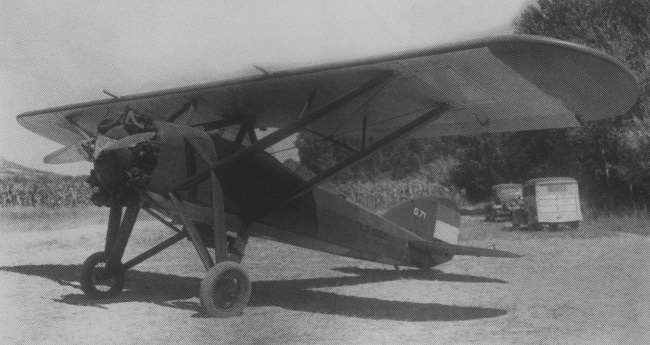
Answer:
[0,264,507,321]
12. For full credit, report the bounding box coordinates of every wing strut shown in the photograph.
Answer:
[167,99,198,123]
[172,72,393,191]
[301,127,360,153]
[234,122,257,144]
[361,115,368,150]
[251,103,452,219]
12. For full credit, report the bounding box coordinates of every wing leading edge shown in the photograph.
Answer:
[17,35,639,146]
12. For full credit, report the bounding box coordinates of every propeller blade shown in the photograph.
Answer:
[44,131,155,164]
[99,131,155,152]
[44,144,89,164]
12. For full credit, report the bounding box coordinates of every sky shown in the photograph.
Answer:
[0,0,533,175]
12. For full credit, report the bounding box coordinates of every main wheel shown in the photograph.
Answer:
[200,261,251,318]
[80,251,125,299]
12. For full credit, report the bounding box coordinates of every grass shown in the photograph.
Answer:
[331,178,461,212]
[4,175,650,242]
[0,206,163,233]
[580,212,650,237]
[0,206,108,232]
[328,178,650,241]
[4,203,649,243]
[458,213,650,242]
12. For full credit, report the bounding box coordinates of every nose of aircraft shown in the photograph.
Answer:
[86,130,160,207]
[92,148,133,194]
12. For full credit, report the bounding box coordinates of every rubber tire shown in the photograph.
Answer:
[80,251,125,299]
[200,261,251,318]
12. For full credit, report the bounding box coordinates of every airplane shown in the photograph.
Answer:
[16,35,638,317]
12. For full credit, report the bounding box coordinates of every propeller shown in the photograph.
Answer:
[44,111,161,208]
[43,142,91,164]
[44,131,156,164]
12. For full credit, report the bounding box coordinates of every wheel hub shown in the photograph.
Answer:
[214,271,243,310]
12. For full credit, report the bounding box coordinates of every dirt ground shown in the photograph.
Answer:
[0,215,649,344]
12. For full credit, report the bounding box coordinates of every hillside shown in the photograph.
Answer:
[0,157,74,181]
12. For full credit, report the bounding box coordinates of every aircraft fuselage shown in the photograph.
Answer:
[138,121,450,269]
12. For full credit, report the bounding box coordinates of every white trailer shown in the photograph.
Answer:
[513,177,582,230]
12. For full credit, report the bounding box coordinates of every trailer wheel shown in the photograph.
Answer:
[200,261,251,318]
[80,251,125,299]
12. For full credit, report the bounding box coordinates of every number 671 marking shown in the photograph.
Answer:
[414,207,426,219]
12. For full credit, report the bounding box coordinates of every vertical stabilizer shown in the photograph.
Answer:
[382,197,460,244]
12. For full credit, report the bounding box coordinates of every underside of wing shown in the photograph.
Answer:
[17,34,638,146]
[410,240,521,258]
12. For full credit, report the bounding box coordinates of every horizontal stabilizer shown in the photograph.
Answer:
[409,240,521,258]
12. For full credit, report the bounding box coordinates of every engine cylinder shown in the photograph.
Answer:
[93,149,132,193]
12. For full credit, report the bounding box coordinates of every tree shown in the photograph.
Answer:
[296,0,650,213]
[514,0,650,213]
[295,133,461,182]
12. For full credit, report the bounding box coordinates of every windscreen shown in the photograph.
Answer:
[496,187,522,202]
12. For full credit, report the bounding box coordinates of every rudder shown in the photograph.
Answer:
[382,197,460,244]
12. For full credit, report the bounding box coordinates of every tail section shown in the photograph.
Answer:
[383,197,520,269]
[382,197,460,244]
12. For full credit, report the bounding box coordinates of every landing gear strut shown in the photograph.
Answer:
[169,192,252,317]
[169,167,253,317]
[79,202,185,300]
[80,202,138,300]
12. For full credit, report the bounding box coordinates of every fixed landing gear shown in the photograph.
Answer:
[80,251,125,299]
[200,261,252,317]
[78,202,252,318]
[79,202,137,300]
[169,173,253,318]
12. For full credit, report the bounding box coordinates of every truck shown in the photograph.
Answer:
[484,183,523,222]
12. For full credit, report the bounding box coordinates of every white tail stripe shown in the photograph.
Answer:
[434,220,459,244]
